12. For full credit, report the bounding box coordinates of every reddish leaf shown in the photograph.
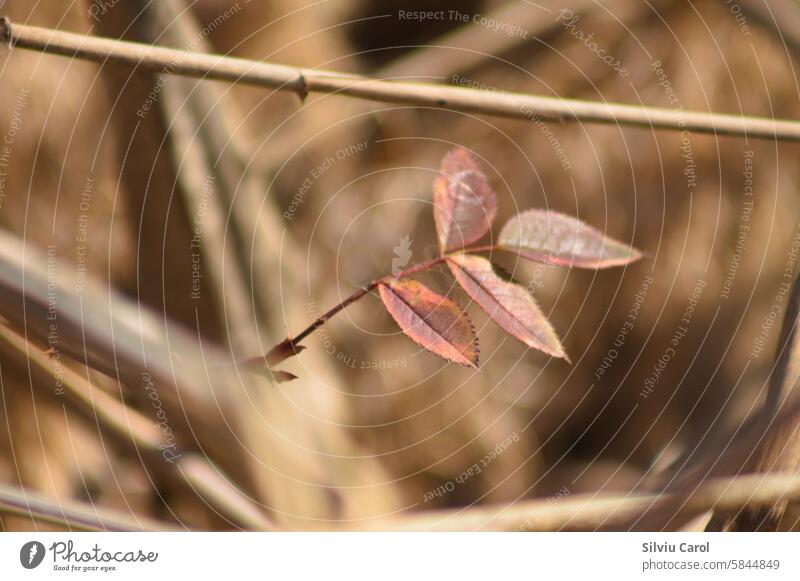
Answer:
[498,209,641,268]
[447,254,567,360]
[433,147,497,253]
[378,279,479,367]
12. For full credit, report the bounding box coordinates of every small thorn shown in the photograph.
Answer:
[295,73,309,103]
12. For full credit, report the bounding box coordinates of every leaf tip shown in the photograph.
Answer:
[498,209,644,270]
[432,147,498,253]
[628,246,645,264]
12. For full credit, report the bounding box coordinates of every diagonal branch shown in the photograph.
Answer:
[0,481,175,532]
[0,323,278,531]
[351,473,800,531]
[2,18,800,141]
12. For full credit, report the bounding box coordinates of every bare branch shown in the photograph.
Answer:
[2,18,800,141]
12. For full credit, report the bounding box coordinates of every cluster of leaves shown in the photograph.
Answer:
[261,147,642,379]
[375,147,642,368]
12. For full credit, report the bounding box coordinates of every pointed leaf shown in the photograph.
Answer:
[433,147,497,253]
[378,279,479,367]
[270,370,298,383]
[241,360,298,384]
[498,209,641,268]
[447,254,568,360]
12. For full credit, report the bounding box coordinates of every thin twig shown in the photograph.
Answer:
[287,255,448,345]
[270,246,502,354]
[2,18,800,141]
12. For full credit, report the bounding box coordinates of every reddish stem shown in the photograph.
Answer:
[274,245,500,354]
[287,284,374,347]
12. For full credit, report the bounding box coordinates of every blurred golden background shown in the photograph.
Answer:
[1,0,800,531]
